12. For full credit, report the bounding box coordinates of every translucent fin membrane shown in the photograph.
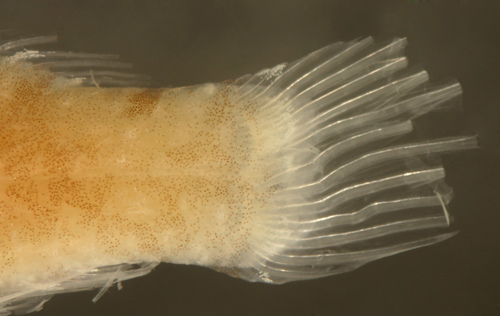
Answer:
[230,37,476,284]
[0,263,158,316]
[0,34,151,87]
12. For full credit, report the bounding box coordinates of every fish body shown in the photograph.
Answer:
[0,36,476,315]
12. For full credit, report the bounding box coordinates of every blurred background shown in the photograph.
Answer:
[0,1,498,315]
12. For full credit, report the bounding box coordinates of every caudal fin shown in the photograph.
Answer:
[225,37,476,284]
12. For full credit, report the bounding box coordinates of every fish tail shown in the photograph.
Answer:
[0,35,477,313]
[227,37,476,284]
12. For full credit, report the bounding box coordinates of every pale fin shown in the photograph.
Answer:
[0,263,158,316]
[228,38,476,284]
[0,34,152,87]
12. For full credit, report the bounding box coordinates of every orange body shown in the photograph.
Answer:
[0,59,270,289]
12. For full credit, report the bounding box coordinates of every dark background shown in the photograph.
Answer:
[0,1,499,315]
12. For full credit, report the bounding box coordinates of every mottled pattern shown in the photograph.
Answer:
[0,59,272,290]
